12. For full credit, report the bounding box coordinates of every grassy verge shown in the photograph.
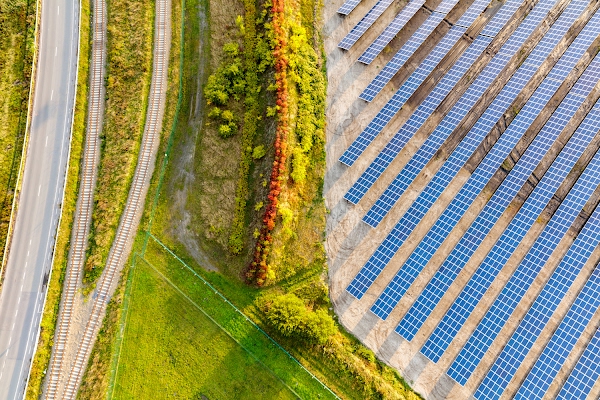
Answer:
[82,0,155,287]
[24,0,91,397]
[0,0,37,269]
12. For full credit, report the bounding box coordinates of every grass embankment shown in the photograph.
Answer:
[82,0,154,287]
[0,0,36,270]
[25,0,90,396]
[79,0,422,398]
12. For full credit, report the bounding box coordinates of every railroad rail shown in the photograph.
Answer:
[43,0,170,395]
[44,0,106,396]
[61,0,170,396]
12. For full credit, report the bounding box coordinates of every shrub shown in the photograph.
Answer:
[262,294,337,344]
[252,145,266,159]
[218,124,234,138]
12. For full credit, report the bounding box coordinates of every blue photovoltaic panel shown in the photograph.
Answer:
[357,0,427,65]
[340,0,510,166]
[488,238,600,400]
[384,44,594,328]
[341,26,466,165]
[338,0,361,16]
[344,0,537,204]
[339,0,396,50]
[360,0,491,97]
[360,4,599,310]
[449,93,600,387]
[363,0,586,228]
[555,327,600,400]
[360,7,454,98]
[345,35,494,205]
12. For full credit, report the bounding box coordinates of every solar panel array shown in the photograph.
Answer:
[339,0,396,50]
[331,0,600,396]
[450,89,600,388]
[339,0,498,166]
[343,0,527,201]
[349,0,600,302]
[368,6,599,319]
[357,0,427,64]
[479,203,600,399]
[363,0,587,227]
[359,0,496,100]
[338,0,362,15]
[556,326,600,400]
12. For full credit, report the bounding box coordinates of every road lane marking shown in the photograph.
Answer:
[50,90,53,101]
[57,6,59,14]
[55,46,57,56]
[46,135,48,147]
[38,185,41,197]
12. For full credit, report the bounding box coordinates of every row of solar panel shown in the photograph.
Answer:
[346,0,593,300]
[339,0,498,167]
[340,0,600,399]
[346,0,558,214]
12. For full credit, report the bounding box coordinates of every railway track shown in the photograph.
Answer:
[43,0,170,396]
[44,0,106,395]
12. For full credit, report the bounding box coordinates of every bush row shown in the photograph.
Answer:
[246,0,288,286]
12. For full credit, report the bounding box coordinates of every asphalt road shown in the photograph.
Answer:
[0,0,79,397]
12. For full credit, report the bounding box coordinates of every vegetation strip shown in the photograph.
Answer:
[0,0,38,271]
[82,0,155,287]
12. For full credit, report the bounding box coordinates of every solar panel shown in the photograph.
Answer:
[419,102,600,364]
[478,205,600,398]
[555,326,600,400]
[344,35,494,204]
[363,0,583,227]
[348,0,597,304]
[449,85,600,388]
[376,27,598,324]
[338,0,361,16]
[339,0,511,166]
[344,0,538,203]
[357,0,427,65]
[339,0,396,50]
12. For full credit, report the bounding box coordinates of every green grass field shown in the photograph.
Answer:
[111,254,300,400]
[110,236,337,399]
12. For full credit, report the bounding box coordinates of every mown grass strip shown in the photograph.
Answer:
[25,0,90,396]
[110,254,298,399]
